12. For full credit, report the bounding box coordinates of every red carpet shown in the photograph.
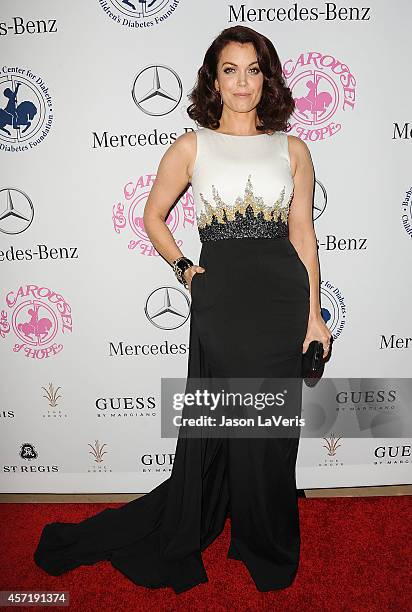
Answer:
[1,496,410,611]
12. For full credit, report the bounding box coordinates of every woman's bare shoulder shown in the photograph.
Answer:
[172,130,197,154]
[170,131,198,181]
[156,131,197,179]
[286,134,313,175]
[286,134,311,155]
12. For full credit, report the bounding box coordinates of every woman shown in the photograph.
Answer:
[34,25,331,594]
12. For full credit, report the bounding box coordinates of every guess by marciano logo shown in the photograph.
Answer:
[283,51,357,141]
[374,444,410,465]
[139,452,174,473]
[112,176,195,254]
[0,285,73,359]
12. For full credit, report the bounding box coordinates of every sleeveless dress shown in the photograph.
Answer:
[33,127,310,594]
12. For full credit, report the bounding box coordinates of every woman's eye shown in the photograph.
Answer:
[223,67,260,74]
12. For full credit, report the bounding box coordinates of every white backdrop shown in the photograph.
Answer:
[1,0,411,492]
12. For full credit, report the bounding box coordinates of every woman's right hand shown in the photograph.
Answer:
[184,265,206,294]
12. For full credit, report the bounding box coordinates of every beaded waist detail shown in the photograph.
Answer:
[198,208,288,242]
[196,174,291,243]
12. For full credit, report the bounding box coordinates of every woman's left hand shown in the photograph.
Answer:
[303,314,332,359]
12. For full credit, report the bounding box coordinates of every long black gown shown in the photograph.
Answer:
[34,128,310,594]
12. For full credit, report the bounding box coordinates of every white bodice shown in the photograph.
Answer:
[190,127,294,242]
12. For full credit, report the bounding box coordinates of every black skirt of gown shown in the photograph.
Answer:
[33,236,310,594]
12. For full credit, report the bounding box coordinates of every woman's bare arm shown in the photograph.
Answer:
[143,131,204,287]
[288,135,332,356]
[287,135,321,320]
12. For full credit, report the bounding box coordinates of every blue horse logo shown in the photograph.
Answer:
[0,82,37,136]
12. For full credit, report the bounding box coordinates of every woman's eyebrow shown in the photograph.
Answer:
[221,60,259,67]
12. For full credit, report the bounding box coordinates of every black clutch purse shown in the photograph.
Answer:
[301,340,324,378]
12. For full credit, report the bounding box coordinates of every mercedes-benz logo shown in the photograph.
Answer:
[132,65,183,116]
[0,187,34,234]
[144,286,191,330]
[313,179,327,221]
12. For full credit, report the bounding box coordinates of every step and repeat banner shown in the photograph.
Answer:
[1,1,411,492]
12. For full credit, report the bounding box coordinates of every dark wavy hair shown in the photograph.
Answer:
[187,25,295,133]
